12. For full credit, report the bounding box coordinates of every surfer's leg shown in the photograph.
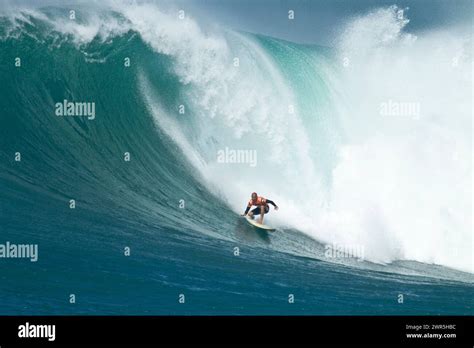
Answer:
[258,206,265,224]
[257,206,269,224]
[249,207,259,220]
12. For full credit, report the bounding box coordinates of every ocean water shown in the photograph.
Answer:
[0,3,472,315]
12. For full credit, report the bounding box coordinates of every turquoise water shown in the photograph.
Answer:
[0,6,472,315]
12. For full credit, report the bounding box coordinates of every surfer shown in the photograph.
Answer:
[241,192,278,224]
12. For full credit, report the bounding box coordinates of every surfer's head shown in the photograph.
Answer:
[251,192,258,201]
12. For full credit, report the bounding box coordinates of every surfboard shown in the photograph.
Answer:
[245,216,276,232]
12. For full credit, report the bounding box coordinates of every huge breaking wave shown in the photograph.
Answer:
[0,2,472,274]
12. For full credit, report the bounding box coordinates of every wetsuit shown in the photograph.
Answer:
[243,196,277,216]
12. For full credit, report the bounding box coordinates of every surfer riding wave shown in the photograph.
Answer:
[241,192,279,224]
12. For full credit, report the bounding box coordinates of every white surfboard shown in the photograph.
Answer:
[245,216,276,232]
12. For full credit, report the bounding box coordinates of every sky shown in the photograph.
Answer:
[185,0,472,45]
[0,0,472,45]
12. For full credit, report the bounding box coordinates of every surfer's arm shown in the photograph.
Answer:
[242,204,251,215]
[266,199,278,210]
